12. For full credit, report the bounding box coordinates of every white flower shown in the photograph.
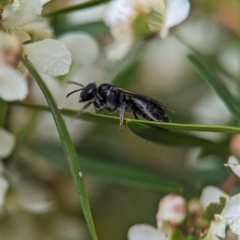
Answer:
[128,224,168,240]
[2,0,72,76]
[0,65,28,101]
[199,186,229,240]
[0,128,15,159]
[0,176,9,212]
[0,128,15,212]
[203,214,227,240]
[59,32,99,66]
[3,0,43,28]
[104,0,190,60]
[24,39,71,77]
[224,155,240,178]
[156,194,186,227]
[222,194,240,235]
[199,186,229,209]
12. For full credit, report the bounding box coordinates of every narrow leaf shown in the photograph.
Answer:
[21,57,98,240]
[188,55,240,122]
[43,0,111,17]
[29,142,183,193]
[127,121,229,156]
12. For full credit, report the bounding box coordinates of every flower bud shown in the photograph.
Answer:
[0,31,22,67]
[156,194,186,228]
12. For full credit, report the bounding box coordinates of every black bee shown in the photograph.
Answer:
[67,81,170,131]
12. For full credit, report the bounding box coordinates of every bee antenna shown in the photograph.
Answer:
[67,81,85,87]
[66,88,84,98]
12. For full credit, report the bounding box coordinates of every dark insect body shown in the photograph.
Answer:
[67,81,170,131]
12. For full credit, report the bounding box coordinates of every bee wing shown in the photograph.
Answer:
[115,87,173,112]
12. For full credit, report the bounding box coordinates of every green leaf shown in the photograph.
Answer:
[10,101,240,135]
[127,121,229,157]
[54,21,109,37]
[21,57,98,240]
[202,196,227,221]
[188,55,240,122]
[43,0,112,17]
[29,142,183,193]
[172,229,188,240]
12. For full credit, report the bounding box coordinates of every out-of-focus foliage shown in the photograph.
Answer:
[0,0,240,239]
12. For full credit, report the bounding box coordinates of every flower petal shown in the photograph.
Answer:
[204,214,227,240]
[0,128,15,158]
[165,0,190,28]
[24,39,72,76]
[0,65,28,101]
[0,176,9,211]
[200,186,229,209]
[60,33,99,65]
[224,155,240,178]
[104,0,137,27]
[13,28,31,43]
[106,26,135,61]
[222,194,240,234]
[128,224,166,240]
[2,0,43,28]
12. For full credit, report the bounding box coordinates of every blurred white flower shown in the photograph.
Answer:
[2,0,72,76]
[128,224,168,240]
[156,194,186,227]
[2,0,44,29]
[0,128,15,213]
[0,128,15,159]
[59,32,99,65]
[199,186,229,240]
[199,186,229,210]
[16,184,54,214]
[104,0,190,60]
[203,214,227,240]
[222,194,240,235]
[224,155,240,178]
[0,32,28,102]
[0,176,9,212]
[0,65,28,101]
[127,194,186,240]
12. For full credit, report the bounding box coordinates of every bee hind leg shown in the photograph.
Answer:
[133,111,139,120]
[119,104,126,132]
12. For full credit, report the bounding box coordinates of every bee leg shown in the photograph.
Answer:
[133,111,139,120]
[71,101,94,122]
[79,101,94,113]
[119,104,126,132]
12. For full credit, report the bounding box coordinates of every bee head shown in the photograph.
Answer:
[67,82,97,102]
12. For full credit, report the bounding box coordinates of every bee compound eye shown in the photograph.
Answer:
[106,90,110,96]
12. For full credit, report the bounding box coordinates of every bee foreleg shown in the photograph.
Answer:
[80,101,94,113]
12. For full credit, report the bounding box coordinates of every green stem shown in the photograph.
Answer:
[0,99,8,128]
[21,57,98,240]
[10,101,240,134]
[43,0,111,17]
